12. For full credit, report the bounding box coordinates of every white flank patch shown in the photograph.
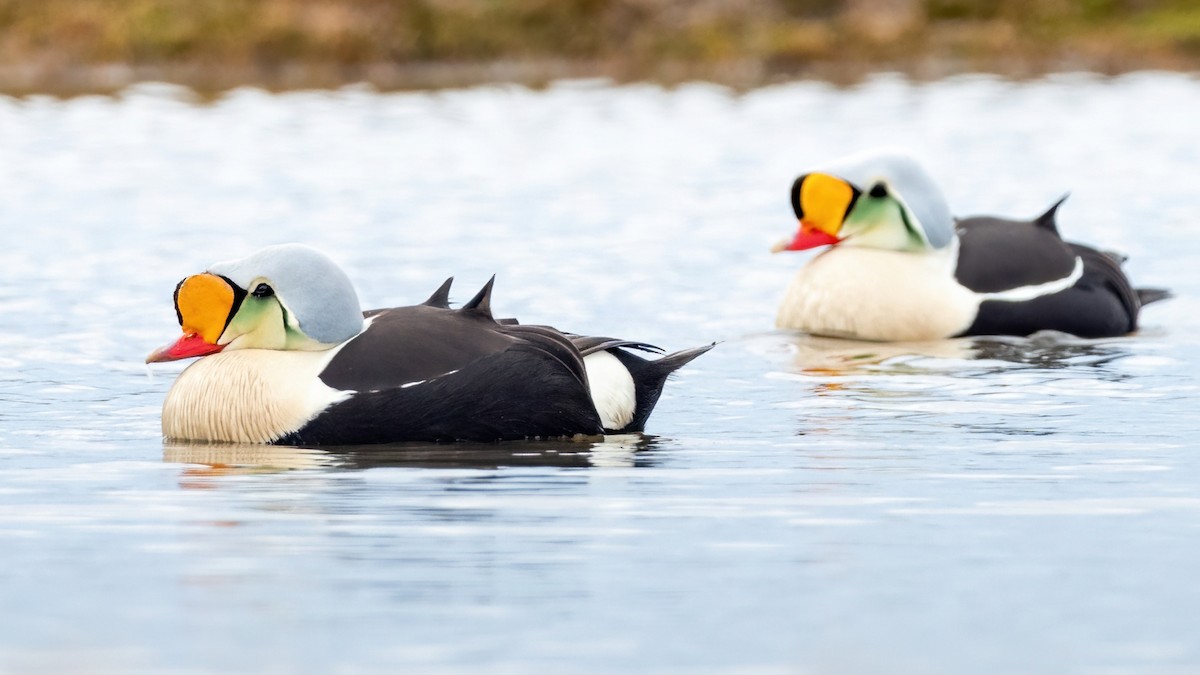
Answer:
[583,351,636,431]
[976,257,1084,302]
[161,343,353,444]
[400,380,425,389]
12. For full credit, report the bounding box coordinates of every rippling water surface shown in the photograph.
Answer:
[1,73,1199,673]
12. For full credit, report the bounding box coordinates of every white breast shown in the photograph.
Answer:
[161,347,352,444]
[583,351,636,431]
[776,244,980,341]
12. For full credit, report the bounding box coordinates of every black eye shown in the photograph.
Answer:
[868,182,888,198]
[252,283,274,298]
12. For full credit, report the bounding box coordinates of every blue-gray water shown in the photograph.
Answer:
[1,73,1199,674]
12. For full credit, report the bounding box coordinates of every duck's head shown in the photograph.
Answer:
[147,243,364,363]
[772,150,955,254]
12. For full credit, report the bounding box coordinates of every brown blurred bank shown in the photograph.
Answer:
[1,0,1198,95]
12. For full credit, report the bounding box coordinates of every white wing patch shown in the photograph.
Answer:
[975,257,1084,302]
[583,351,636,431]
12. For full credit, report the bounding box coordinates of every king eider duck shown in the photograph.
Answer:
[146,244,712,445]
[772,151,1169,341]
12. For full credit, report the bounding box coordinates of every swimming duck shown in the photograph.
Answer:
[147,244,711,445]
[772,151,1168,341]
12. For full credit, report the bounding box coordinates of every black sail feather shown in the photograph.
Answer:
[459,276,496,319]
[1034,194,1070,234]
[423,277,454,308]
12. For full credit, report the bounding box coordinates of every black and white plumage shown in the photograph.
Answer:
[954,199,1165,338]
[147,244,711,445]
[773,150,1168,341]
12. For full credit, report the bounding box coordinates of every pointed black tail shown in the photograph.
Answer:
[609,343,714,433]
[1137,287,1172,307]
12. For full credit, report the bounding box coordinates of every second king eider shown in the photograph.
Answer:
[772,150,1169,342]
[147,244,712,445]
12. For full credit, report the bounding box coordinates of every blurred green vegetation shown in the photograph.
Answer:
[0,0,1198,93]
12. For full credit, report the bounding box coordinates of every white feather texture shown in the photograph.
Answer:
[777,242,980,341]
[162,346,352,443]
[583,351,636,431]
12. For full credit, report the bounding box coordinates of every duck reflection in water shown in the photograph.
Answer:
[164,434,660,479]
[780,329,1139,375]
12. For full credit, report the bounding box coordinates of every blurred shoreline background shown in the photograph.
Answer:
[1,0,1198,96]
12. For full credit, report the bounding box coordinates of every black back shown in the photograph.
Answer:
[954,216,1076,293]
[321,305,516,391]
[282,279,604,445]
[963,247,1136,337]
[955,201,1159,338]
[280,340,604,444]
